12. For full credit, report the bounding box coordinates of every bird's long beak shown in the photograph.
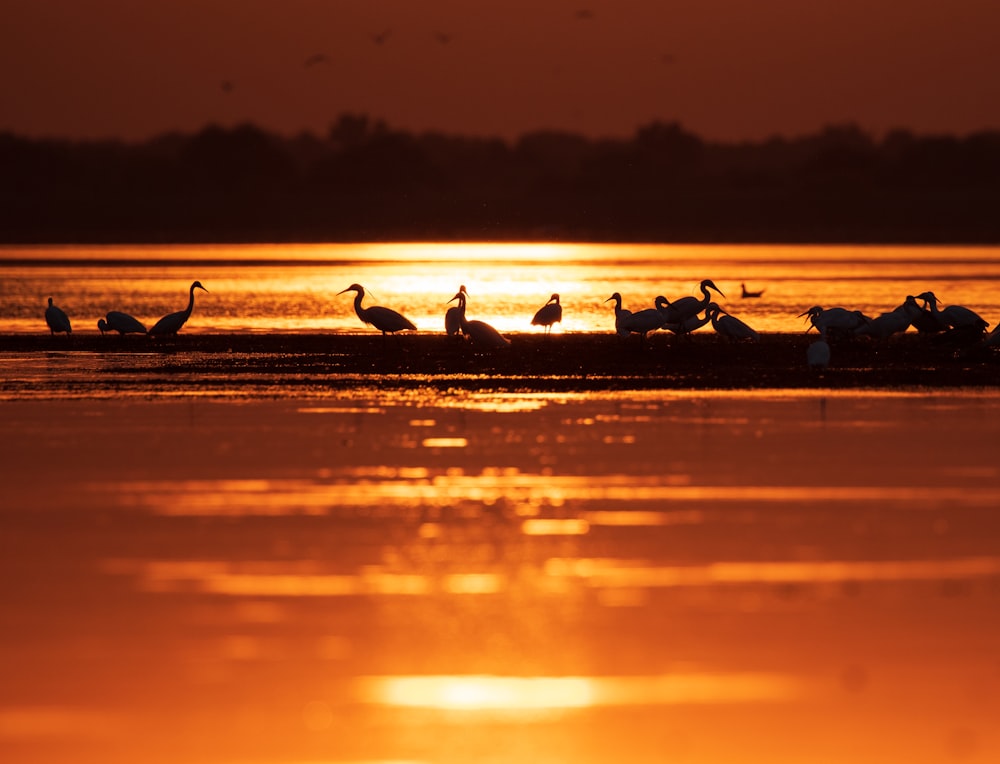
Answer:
[337,288,351,295]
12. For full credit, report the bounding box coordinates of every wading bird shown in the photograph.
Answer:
[741,283,764,299]
[45,297,72,335]
[531,294,562,333]
[149,281,209,336]
[338,283,416,336]
[916,291,989,332]
[807,339,831,369]
[798,306,870,338]
[98,311,146,335]
[448,288,510,349]
[445,285,467,336]
[854,296,923,340]
[669,279,725,324]
[707,304,760,342]
[605,292,633,337]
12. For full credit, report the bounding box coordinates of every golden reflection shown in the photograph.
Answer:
[521,518,591,536]
[362,672,800,711]
[421,437,468,448]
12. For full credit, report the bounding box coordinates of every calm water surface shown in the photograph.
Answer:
[2,387,1000,764]
[3,242,1000,334]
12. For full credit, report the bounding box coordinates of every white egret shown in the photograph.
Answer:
[798,306,870,337]
[448,288,510,349]
[669,279,725,323]
[98,311,147,335]
[604,292,633,337]
[338,283,417,335]
[621,298,670,343]
[445,285,467,336]
[707,304,760,342]
[854,296,922,340]
[807,339,831,369]
[44,297,72,335]
[149,281,209,336]
[916,291,989,332]
[531,293,562,333]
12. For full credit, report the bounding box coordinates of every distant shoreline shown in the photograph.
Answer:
[3,332,998,392]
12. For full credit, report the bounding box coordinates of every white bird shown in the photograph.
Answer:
[854,296,923,340]
[605,292,633,337]
[798,306,870,337]
[149,281,208,336]
[448,288,510,349]
[621,299,669,343]
[44,297,72,335]
[707,304,760,342]
[338,283,416,335]
[916,291,989,332]
[669,279,725,324]
[445,285,467,336]
[531,293,563,333]
[98,311,146,335]
[807,339,831,369]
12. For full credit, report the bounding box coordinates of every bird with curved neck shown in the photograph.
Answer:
[149,281,208,336]
[99,311,146,335]
[669,279,725,324]
[447,287,510,348]
[45,297,72,335]
[445,285,467,336]
[531,293,562,333]
[338,283,417,336]
[604,292,632,337]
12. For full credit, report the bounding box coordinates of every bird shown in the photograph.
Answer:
[531,294,562,333]
[741,283,764,299]
[98,311,146,335]
[45,297,72,335]
[707,304,760,342]
[807,339,831,369]
[798,306,871,338]
[433,31,453,45]
[303,53,329,67]
[370,28,391,45]
[448,287,510,349]
[445,285,467,336]
[853,296,923,340]
[916,291,989,333]
[338,283,416,336]
[621,299,669,343]
[604,293,633,337]
[669,279,725,324]
[148,281,209,336]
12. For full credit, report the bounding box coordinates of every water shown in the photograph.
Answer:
[2,242,1000,764]
[3,242,1000,334]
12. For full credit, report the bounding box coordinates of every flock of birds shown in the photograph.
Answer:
[43,278,998,368]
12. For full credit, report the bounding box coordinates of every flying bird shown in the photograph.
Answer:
[371,28,391,45]
[338,283,416,335]
[433,31,454,45]
[149,281,209,336]
[304,53,330,67]
[531,294,562,333]
[45,297,72,335]
[448,287,510,349]
[98,311,146,335]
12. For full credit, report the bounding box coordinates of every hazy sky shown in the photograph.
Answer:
[3,0,1000,143]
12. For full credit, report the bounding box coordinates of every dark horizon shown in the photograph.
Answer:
[4,115,1000,245]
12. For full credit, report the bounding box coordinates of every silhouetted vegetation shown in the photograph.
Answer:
[3,116,1000,243]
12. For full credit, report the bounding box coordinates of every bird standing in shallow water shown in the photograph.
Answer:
[670,279,725,324]
[99,311,146,335]
[604,292,633,337]
[445,285,467,336]
[149,281,208,336]
[531,293,562,333]
[45,297,72,335]
[338,283,417,336]
[807,339,831,369]
[448,287,510,349]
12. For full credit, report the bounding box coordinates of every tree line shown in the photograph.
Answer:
[2,115,999,243]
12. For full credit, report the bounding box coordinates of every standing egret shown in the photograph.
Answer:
[854,296,922,340]
[621,298,669,343]
[338,283,417,336]
[445,285,467,336]
[807,339,831,369]
[798,306,870,338]
[707,304,760,342]
[604,293,633,337]
[448,287,510,349]
[531,293,562,333]
[149,281,209,336]
[98,311,147,335]
[916,291,989,333]
[669,279,725,324]
[44,297,72,335]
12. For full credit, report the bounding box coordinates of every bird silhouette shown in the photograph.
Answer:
[741,283,764,299]
[604,292,633,337]
[531,294,562,333]
[798,306,871,338]
[303,53,330,67]
[98,311,146,335]
[45,297,72,335]
[338,283,416,335]
[448,288,510,349]
[669,279,725,324]
[445,285,468,336]
[149,281,208,336]
[371,28,391,45]
[916,291,989,333]
[853,296,923,340]
[708,304,760,341]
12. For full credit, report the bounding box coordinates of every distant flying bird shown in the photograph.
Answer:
[575,9,595,20]
[807,339,831,369]
[45,297,71,335]
[303,53,330,67]
[708,304,760,342]
[741,283,764,299]
[98,311,146,335]
[433,31,453,45]
[220,80,235,94]
[448,287,510,349]
[338,283,416,335]
[371,28,391,45]
[531,294,562,333]
[445,285,467,336]
[604,292,633,337]
[149,281,209,336]
[669,279,725,324]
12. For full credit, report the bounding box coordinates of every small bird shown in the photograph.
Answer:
[807,339,831,369]
[303,53,329,67]
[531,294,562,333]
[445,285,467,336]
[45,297,72,335]
[448,288,510,349]
[98,311,147,335]
[604,293,633,337]
[338,283,416,336]
[741,283,764,299]
[149,281,209,336]
[370,28,391,45]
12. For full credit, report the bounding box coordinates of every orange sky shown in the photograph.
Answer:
[3,0,1000,143]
